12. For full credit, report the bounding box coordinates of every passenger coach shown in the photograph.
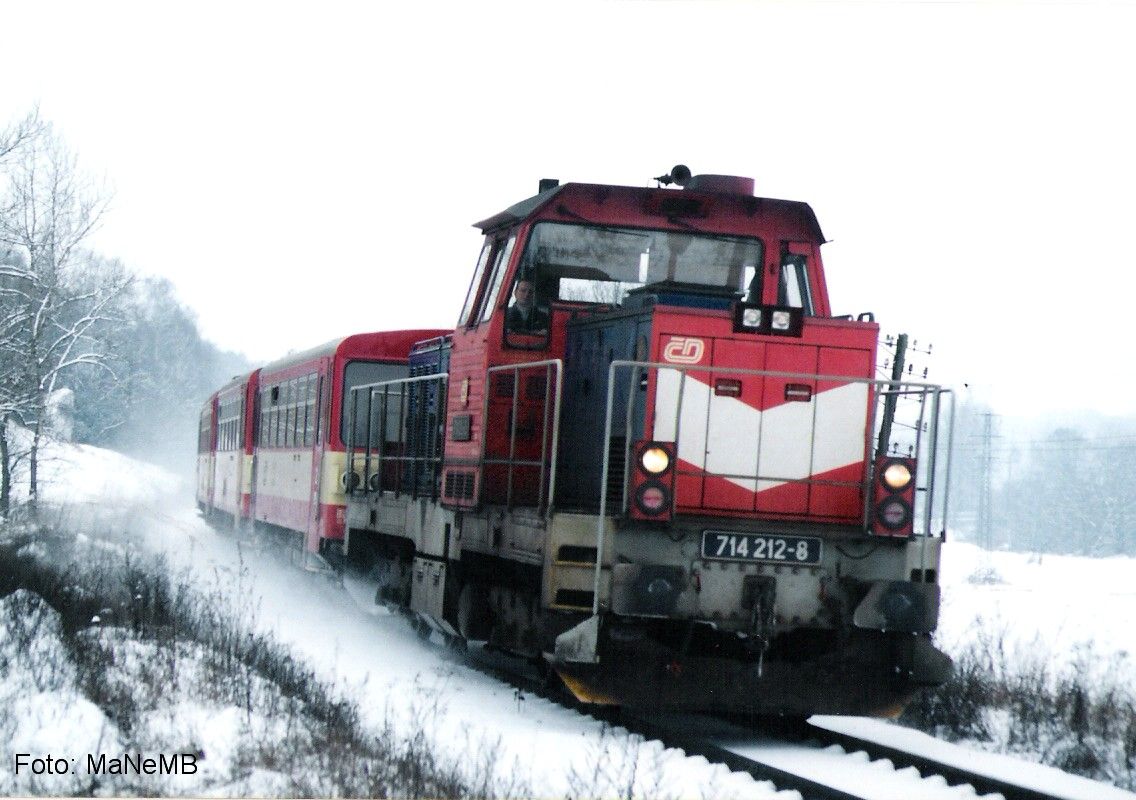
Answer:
[196,329,448,561]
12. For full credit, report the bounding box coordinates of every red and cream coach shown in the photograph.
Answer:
[197,330,447,558]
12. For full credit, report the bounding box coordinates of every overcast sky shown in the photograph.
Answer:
[3,1,1134,417]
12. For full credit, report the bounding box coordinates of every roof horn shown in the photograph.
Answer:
[654,164,692,187]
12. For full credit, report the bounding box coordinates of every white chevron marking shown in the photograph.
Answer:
[652,370,868,494]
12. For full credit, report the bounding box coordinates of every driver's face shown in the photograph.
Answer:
[514,281,534,307]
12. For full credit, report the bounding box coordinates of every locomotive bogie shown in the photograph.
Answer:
[551,626,950,716]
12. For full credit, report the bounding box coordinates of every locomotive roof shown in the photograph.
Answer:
[473,181,824,242]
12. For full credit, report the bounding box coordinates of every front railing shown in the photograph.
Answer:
[590,360,955,614]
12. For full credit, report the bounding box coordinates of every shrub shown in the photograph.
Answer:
[902,625,1136,790]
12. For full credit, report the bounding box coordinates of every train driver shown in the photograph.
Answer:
[506,278,549,333]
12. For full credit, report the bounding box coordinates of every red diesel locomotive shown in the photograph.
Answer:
[199,167,954,717]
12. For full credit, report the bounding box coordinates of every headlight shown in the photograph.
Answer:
[881,461,913,490]
[640,446,671,475]
[771,309,793,331]
[741,307,762,328]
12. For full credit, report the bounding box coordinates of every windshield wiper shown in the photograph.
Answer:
[665,214,708,233]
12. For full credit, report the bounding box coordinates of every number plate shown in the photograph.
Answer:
[701,530,822,566]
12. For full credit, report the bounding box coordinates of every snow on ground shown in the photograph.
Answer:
[0,591,125,796]
[140,510,781,799]
[5,436,1136,797]
[7,439,784,799]
[937,540,1136,681]
[4,424,183,511]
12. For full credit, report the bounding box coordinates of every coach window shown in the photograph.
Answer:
[274,390,283,448]
[272,388,283,448]
[198,409,210,453]
[303,376,311,445]
[263,389,273,448]
[306,374,313,446]
[218,396,239,451]
[479,234,518,324]
[227,399,237,449]
[296,378,305,447]
[314,375,325,445]
[279,383,287,448]
[295,378,304,446]
[294,379,304,447]
[288,379,300,447]
[280,382,290,448]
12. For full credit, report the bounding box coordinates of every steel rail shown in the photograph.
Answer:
[806,724,1065,800]
[462,641,1068,800]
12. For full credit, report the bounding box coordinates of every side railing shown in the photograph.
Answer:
[344,373,449,500]
[479,359,564,515]
[591,360,955,615]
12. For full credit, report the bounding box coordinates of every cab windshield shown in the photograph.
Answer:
[518,222,764,305]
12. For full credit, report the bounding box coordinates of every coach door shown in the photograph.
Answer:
[304,364,328,553]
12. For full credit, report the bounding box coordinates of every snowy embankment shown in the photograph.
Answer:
[3,435,1134,797]
[1,439,780,798]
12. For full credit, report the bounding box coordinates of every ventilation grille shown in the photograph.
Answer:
[443,470,475,500]
[606,435,627,513]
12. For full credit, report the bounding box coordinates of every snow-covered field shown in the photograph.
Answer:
[3,437,1135,798]
[938,541,1136,681]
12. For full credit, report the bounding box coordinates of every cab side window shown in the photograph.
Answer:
[778,247,814,314]
[457,239,493,327]
[478,235,518,323]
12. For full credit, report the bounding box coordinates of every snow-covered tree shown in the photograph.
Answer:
[0,114,130,516]
[65,274,250,466]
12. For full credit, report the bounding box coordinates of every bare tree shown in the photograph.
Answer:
[0,115,129,517]
[0,107,42,166]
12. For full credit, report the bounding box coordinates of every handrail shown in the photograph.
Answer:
[345,372,449,501]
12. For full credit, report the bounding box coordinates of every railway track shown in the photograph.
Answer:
[455,618,1101,800]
